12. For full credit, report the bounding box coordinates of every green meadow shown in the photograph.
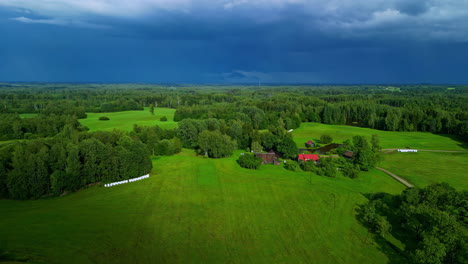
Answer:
[293,122,467,151]
[0,150,405,264]
[80,107,177,131]
[379,151,468,190]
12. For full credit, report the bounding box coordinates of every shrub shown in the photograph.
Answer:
[320,135,333,144]
[160,116,168,122]
[284,160,300,171]
[238,154,262,169]
[99,116,110,121]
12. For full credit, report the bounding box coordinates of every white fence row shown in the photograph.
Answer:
[397,149,418,152]
[104,174,150,187]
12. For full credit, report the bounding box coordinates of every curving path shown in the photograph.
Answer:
[376,167,414,188]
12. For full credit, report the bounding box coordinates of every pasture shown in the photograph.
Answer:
[80,107,177,131]
[379,151,468,190]
[0,150,406,264]
[293,123,467,151]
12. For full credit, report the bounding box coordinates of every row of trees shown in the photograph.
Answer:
[0,113,85,140]
[359,183,467,264]
[0,129,152,200]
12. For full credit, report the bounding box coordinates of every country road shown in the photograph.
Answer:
[376,167,414,188]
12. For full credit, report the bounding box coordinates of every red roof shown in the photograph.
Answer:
[307,140,314,144]
[298,154,319,162]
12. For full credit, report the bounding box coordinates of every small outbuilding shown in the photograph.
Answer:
[255,150,280,165]
[298,154,319,162]
[342,151,354,159]
[306,140,315,148]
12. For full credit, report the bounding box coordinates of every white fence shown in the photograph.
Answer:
[397,149,418,152]
[104,174,150,187]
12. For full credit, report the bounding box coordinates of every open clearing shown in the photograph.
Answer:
[0,150,405,264]
[379,151,468,190]
[80,107,177,131]
[293,122,467,151]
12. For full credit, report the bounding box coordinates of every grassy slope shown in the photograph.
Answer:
[293,123,467,151]
[80,107,177,131]
[0,150,405,264]
[379,152,468,190]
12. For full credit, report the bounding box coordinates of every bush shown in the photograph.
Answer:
[283,160,300,171]
[160,116,168,122]
[99,116,110,121]
[320,135,333,144]
[238,154,262,169]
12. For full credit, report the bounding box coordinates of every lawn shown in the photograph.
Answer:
[80,107,177,132]
[293,123,467,151]
[379,151,468,190]
[0,150,406,264]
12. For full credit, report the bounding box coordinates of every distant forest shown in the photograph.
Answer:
[1,83,467,140]
[0,83,467,199]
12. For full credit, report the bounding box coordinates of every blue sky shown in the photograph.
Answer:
[1,0,468,84]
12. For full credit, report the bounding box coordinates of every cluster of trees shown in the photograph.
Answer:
[359,183,467,264]
[0,129,152,200]
[0,113,85,140]
[130,125,182,156]
[175,117,299,159]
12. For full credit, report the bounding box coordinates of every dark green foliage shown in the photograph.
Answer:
[238,154,262,169]
[300,160,317,172]
[275,136,298,159]
[99,116,110,121]
[360,183,467,264]
[283,160,300,171]
[160,116,168,121]
[1,129,152,200]
[341,162,360,179]
[320,135,333,144]
[197,130,237,158]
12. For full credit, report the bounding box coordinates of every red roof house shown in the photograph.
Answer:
[298,154,319,162]
[305,140,315,148]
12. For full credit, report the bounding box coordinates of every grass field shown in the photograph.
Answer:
[293,123,467,151]
[19,113,38,118]
[0,150,406,264]
[379,151,468,190]
[80,107,177,131]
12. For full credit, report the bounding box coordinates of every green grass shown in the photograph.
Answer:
[293,122,467,151]
[80,107,177,132]
[0,150,406,264]
[19,113,38,118]
[379,151,468,190]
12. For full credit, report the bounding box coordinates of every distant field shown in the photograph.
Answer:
[19,113,38,118]
[80,107,177,131]
[0,150,406,264]
[380,151,468,190]
[293,122,467,151]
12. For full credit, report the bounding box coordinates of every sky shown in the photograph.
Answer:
[1,0,468,84]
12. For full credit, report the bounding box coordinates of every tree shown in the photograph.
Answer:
[275,136,298,159]
[238,154,262,169]
[197,130,237,158]
[412,236,446,264]
[320,135,333,144]
[149,104,155,115]
[251,141,263,153]
[371,134,381,151]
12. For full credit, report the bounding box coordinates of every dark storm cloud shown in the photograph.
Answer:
[0,0,468,83]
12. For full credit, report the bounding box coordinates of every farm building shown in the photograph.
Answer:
[342,151,354,159]
[298,154,319,162]
[255,150,280,165]
[305,140,315,148]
